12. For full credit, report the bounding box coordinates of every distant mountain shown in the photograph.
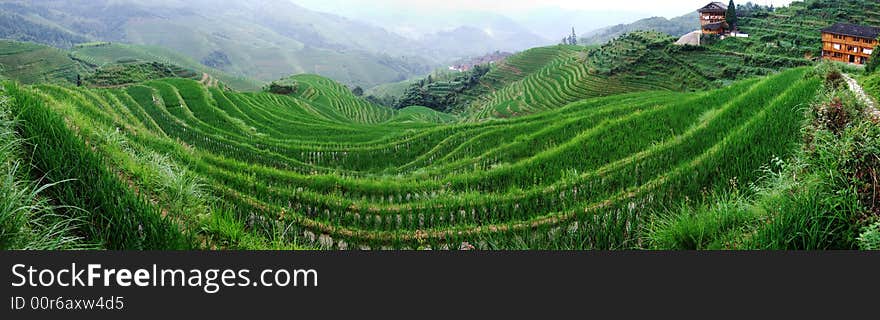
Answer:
[421,26,546,58]
[506,8,655,41]
[0,0,438,88]
[282,6,552,58]
[0,39,263,90]
[580,12,700,45]
[0,11,88,48]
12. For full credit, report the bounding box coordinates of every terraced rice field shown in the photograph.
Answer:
[461,34,760,120]
[3,67,820,249]
[0,40,89,84]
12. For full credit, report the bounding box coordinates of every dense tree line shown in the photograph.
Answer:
[394,64,491,112]
[736,1,776,17]
[264,81,298,95]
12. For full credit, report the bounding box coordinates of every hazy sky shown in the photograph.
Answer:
[293,0,799,18]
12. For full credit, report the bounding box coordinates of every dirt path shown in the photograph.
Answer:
[843,74,880,121]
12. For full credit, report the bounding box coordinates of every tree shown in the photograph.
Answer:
[866,46,880,74]
[570,27,578,45]
[726,0,738,30]
[265,81,297,95]
[352,86,364,96]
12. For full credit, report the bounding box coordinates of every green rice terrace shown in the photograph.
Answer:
[1,63,832,250]
[395,32,809,120]
[3,0,880,250]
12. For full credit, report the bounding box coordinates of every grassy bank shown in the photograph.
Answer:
[648,63,880,250]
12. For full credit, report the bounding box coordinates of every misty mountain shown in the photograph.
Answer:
[283,6,552,56]
[417,13,550,57]
[0,0,440,88]
[506,8,656,41]
[0,0,573,88]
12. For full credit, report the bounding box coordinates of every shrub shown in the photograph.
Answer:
[265,82,297,95]
[815,97,849,135]
[866,46,880,74]
[859,222,880,250]
[825,68,845,90]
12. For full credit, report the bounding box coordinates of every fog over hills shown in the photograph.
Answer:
[0,0,437,87]
[291,0,798,41]
[0,0,799,88]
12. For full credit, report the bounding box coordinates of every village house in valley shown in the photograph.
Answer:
[821,23,880,65]
[699,2,730,35]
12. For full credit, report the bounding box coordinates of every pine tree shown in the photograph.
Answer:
[570,27,578,45]
[726,0,738,30]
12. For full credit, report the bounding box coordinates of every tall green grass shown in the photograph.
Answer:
[648,70,871,250]
[2,65,832,249]
[0,85,90,250]
[4,82,191,249]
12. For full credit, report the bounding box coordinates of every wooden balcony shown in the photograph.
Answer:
[821,32,877,48]
[823,42,873,58]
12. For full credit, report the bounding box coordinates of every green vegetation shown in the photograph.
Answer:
[0,12,88,49]
[4,0,880,250]
[85,61,200,88]
[726,0,738,29]
[580,12,700,45]
[719,0,880,59]
[5,82,191,249]
[1,65,826,249]
[395,64,491,112]
[456,32,807,119]
[0,0,439,89]
[649,64,879,249]
[0,40,89,85]
[0,85,87,249]
[0,40,264,91]
[71,43,263,91]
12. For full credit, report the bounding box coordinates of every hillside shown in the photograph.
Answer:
[390,31,809,119]
[1,66,822,249]
[0,0,438,88]
[0,10,88,48]
[580,12,700,45]
[0,40,264,91]
[716,0,880,59]
[0,40,90,84]
[70,42,263,91]
[84,61,201,88]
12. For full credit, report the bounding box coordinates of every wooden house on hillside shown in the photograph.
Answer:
[699,2,730,35]
[821,23,880,65]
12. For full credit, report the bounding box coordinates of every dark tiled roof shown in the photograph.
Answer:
[698,2,728,13]
[703,22,728,31]
[821,23,880,39]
